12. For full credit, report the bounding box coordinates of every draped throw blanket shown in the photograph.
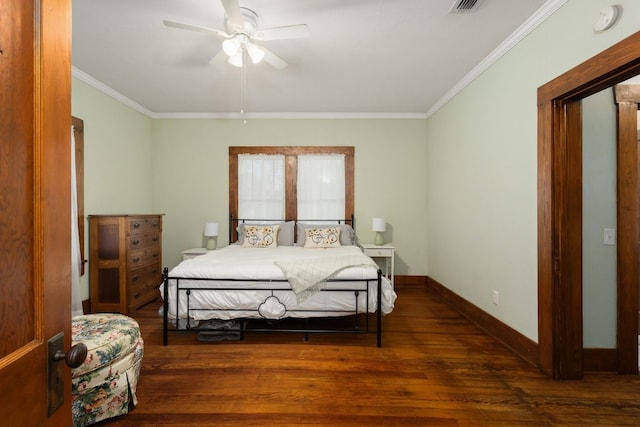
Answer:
[275,253,378,302]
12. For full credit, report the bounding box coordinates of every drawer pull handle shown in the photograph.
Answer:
[152,237,158,242]
[133,223,140,229]
[132,275,138,282]
[132,239,140,245]
[153,253,158,258]
[134,292,140,298]
[133,257,140,263]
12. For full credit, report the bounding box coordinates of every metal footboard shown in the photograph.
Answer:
[162,268,383,347]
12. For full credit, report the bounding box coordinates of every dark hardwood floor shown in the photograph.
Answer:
[96,283,640,426]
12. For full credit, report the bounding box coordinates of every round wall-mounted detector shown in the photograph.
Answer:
[593,5,620,32]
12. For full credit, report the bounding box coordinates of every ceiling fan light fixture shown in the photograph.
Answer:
[246,42,265,64]
[228,50,243,67]
[222,37,241,57]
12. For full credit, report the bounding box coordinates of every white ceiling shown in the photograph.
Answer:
[72,0,558,118]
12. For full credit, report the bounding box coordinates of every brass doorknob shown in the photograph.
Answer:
[53,343,88,368]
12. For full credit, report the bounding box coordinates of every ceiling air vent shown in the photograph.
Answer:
[449,0,486,13]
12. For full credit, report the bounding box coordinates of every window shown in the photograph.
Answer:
[229,146,354,232]
[237,154,285,219]
[297,154,345,220]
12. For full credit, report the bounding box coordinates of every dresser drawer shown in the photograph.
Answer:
[128,247,161,268]
[364,247,393,258]
[128,273,160,297]
[129,232,160,250]
[129,216,162,235]
[128,263,161,288]
[128,282,160,309]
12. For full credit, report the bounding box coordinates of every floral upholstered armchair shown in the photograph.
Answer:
[70,313,144,427]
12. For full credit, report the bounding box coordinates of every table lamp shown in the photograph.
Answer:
[372,218,386,246]
[204,222,218,250]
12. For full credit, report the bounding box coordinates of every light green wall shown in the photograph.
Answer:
[72,0,640,346]
[72,78,154,299]
[71,82,428,299]
[582,88,617,348]
[151,119,429,270]
[425,0,640,342]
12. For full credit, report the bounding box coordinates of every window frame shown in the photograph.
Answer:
[229,146,354,227]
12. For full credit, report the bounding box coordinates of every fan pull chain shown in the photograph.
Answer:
[240,48,247,124]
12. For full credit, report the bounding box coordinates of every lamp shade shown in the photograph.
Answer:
[222,38,241,57]
[372,218,386,232]
[246,42,265,64]
[204,222,219,237]
[227,51,243,67]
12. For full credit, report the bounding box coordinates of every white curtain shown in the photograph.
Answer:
[238,154,285,219]
[71,127,83,317]
[297,154,345,220]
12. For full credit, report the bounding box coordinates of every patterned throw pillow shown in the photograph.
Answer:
[296,223,355,246]
[242,225,280,248]
[303,227,341,248]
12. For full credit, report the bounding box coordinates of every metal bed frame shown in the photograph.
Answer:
[161,269,383,346]
[162,216,385,347]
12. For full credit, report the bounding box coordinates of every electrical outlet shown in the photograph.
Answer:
[492,290,499,305]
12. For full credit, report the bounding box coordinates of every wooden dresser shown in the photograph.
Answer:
[89,214,163,314]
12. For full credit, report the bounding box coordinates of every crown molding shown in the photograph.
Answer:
[425,0,568,118]
[72,67,155,117]
[72,67,427,119]
[151,111,428,120]
[73,0,566,121]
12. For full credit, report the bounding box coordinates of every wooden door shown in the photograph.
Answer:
[0,0,73,425]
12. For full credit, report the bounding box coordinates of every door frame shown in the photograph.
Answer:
[538,31,640,379]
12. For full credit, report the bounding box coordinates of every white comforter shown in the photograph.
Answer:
[162,245,396,321]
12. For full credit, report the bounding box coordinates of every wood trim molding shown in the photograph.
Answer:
[613,85,640,374]
[228,146,355,224]
[426,277,538,368]
[583,348,618,372]
[538,31,640,379]
[394,275,428,287]
[72,116,85,275]
[614,84,640,103]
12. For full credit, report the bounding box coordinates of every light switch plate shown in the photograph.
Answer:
[603,228,616,246]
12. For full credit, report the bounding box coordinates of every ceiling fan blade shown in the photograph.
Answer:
[209,49,228,65]
[163,20,227,38]
[221,0,244,31]
[261,46,288,70]
[254,24,310,41]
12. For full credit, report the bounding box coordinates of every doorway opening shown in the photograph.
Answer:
[537,31,640,379]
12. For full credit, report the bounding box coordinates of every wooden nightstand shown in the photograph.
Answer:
[181,247,213,260]
[361,243,395,287]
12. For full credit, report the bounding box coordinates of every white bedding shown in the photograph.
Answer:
[162,245,396,322]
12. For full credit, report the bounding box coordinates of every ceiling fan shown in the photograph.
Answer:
[163,0,310,70]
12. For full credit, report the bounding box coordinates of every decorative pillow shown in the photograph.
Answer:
[297,223,355,246]
[303,227,342,248]
[237,221,294,246]
[242,224,280,248]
